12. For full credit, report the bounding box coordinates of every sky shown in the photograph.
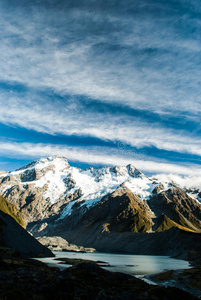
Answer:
[0,0,201,176]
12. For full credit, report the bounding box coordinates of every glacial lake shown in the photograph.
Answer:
[36,251,191,278]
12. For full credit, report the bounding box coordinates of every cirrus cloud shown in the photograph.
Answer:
[0,0,201,174]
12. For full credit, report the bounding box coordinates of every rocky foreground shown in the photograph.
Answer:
[144,248,201,299]
[0,248,199,300]
[146,267,201,299]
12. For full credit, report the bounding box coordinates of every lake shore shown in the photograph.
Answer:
[0,247,198,300]
[37,250,201,298]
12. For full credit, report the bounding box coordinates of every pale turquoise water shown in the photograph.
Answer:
[36,251,190,277]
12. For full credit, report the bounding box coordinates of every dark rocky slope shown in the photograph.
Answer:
[0,196,53,257]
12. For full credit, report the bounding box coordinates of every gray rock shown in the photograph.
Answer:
[152,184,165,194]
[37,236,96,252]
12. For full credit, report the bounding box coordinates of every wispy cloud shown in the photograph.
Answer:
[0,0,201,173]
[0,141,200,176]
[0,93,201,157]
[0,1,201,115]
[153,173,201,191]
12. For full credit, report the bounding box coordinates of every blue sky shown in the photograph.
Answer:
[0,0,201,176]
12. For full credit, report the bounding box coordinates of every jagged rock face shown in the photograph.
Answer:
[152,184,165,194]
[2,183,50,223]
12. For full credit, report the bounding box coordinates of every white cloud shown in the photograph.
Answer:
[153,173,201,191]
[0,3,200,116]
[0,95,201,157]
[0,141,201,176]
[0,1,201,171]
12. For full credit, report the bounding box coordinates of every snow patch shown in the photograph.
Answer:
[123,178,153,200]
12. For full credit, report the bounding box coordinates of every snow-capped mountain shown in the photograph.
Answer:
[0,156,156,223]
[0,155,201,254]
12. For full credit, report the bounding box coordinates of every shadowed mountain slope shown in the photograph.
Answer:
[0,196,53,257]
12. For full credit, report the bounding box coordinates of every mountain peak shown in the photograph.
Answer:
[126,164,144,178]
[36,155,69,166]
[16,156,69,172]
